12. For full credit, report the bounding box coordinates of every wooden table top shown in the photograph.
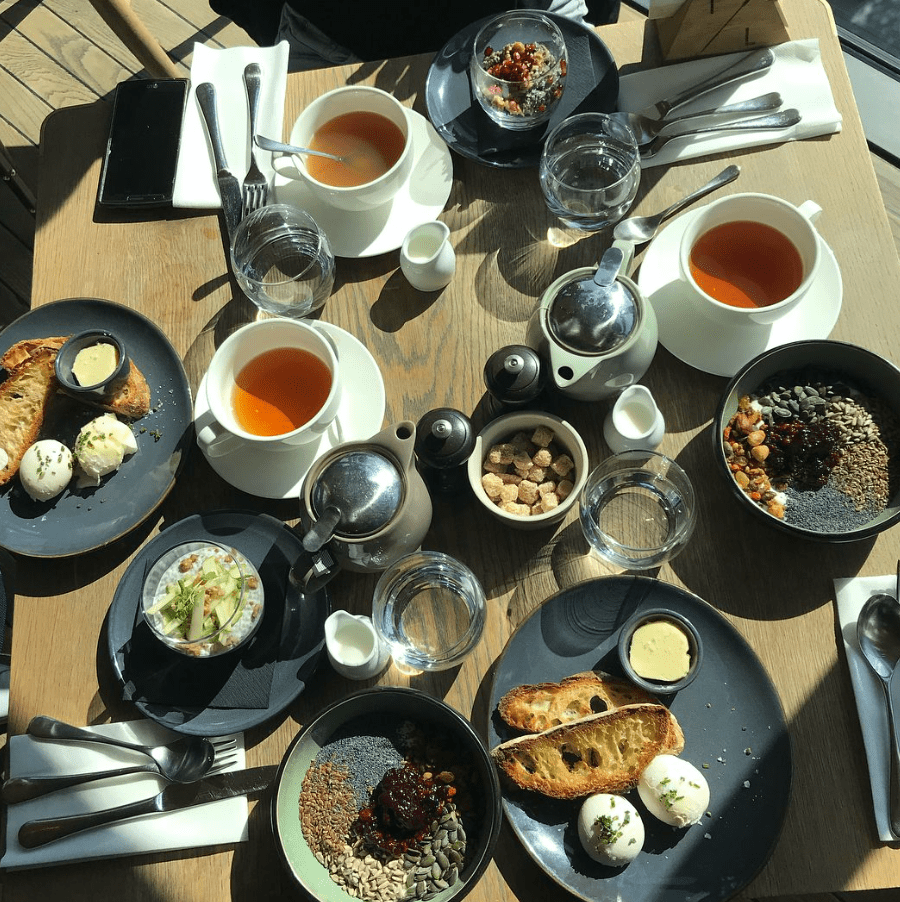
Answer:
[5,0,900,898]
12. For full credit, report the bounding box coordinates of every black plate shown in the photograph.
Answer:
[107,510,329,736]
[0,298,192,557]
[425,12,619,168]
[488,577,792,902]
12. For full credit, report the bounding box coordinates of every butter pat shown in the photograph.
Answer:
[629,619,691,682]
[73,341,118,387]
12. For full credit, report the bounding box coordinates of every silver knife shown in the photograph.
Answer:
[639,47,775,120]
[195,81,243,246]
[17,764,276,849]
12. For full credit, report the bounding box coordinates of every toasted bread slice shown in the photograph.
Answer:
[491,703,684,799]
[2,335,151,420]
[0,347,59,486]
[498,671,658,733]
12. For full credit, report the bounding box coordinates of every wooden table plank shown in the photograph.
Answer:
[6,1,900,899]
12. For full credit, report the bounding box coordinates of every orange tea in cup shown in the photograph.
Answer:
[233,346,332,436]
[688,220,804,308]
[307,111,405,188]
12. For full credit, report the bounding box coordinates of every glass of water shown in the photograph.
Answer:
[231,203,335,318]
[371,551,486,674]
[579,450,696,570]
[539,113,640,231]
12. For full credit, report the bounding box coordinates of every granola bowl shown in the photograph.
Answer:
[714,340,900,542]
[467,411,588,530]
[271,686,502,902]
[141,540,265,657]
[469,11,567,131]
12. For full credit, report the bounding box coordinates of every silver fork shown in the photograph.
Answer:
[2,734,239,803]
[241,63,268,217]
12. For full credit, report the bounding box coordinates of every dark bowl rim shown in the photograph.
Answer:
[269,685,503,901]
[616,606,703,695]
[712,339,900,543]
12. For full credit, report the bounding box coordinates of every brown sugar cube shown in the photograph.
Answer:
[498,483,519,503]
[487,443,515,465]
[539,492,560,513]
[557,478,575,499]
[483,459,508,475]
[512,450,533,472]
[532,448,553,468]
[550,454,575,478]
[530,501,545,516]
[501,501,531,516]
[531,425,555,447]
[537,480,558,496]
[517,479,539,504]
[481,473,504,499]
[499,472,522,485]
[527,465,547,482]
[510,432,534,451]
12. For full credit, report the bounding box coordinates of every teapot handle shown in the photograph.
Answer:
[289,547,339,594]
[610,238,635,273]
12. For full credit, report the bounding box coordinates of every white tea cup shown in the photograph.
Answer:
[679,192,822,326]
[198,318,341,459]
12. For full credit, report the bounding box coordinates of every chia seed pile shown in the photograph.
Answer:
[298,715,480,902]
[723,368,900,532]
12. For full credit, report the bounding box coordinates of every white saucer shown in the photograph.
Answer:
[194,322,386,499]
[272,108,453,259]
[637,209,843,378]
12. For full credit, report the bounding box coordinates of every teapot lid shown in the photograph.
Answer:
[547,247,640,356]
[311,449,403,537]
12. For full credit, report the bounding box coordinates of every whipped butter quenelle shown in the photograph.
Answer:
[628,619,691,682]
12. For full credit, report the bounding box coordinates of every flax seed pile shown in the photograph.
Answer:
[723,369,900,530]
[298,716,481,902]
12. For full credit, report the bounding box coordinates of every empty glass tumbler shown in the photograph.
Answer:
[540,113,640,231]
[231,203,335,318]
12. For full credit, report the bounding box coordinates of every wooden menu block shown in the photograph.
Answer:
[654,0,791,60]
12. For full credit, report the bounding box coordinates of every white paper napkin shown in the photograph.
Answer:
[173,41,289,209]
[1,721,246,869]
[835,574,898,843]
[617,39,842,169]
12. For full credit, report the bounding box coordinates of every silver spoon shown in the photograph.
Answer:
[613,164,741,246]
[857,563,900,839]
[615,93,782,147]
[255,134,345,163]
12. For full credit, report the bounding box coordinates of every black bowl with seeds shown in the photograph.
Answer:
[271,687,502,902]
[714,340,900,542]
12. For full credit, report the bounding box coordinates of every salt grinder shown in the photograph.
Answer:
[415,408,475,493]
[483,345,545,417]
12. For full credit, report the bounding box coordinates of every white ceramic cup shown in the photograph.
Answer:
[678,192,822,326]
[400,221,456,291]
[198,318,341,459]
[289,85,413,212]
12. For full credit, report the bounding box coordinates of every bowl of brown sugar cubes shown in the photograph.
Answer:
[467,411,588,530]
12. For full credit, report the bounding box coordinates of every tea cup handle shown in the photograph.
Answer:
[196,416,243,459]
[798,200,822,223]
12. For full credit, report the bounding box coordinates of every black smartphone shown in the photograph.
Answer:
[98,78,188,209]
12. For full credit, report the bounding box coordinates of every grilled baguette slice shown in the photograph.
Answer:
[0,347,58,486]
[498,671,657,733]
[1,336,151,420]
[491,702,684,799]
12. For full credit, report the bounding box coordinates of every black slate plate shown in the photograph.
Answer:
[488,576,792,902]
[0,298,192,557]
[107,510,329,736]
[425,12,619,168]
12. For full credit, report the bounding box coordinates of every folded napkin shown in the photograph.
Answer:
[617,39,842,169]
[835,574,898,843]
[1,721,246,869]
[173,41,289,209]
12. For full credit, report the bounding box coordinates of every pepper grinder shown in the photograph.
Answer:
[483,345,545,418]
[415,408,475,494]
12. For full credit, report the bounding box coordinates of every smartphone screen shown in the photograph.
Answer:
[98,78,188,208]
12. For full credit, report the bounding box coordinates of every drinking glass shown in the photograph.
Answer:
[231,203,335,318]
[372,551,486,674]
[579,450,696,570]
[540,113,641,231]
